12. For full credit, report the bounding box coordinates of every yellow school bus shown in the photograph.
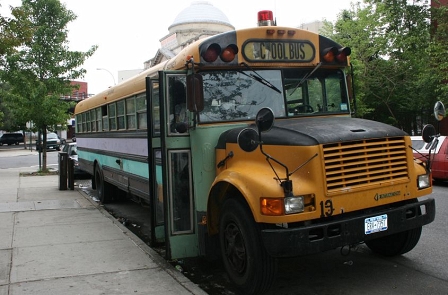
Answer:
[74,10,436,294]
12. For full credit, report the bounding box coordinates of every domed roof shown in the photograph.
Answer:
[169,1,233,29]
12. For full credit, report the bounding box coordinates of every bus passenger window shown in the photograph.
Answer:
[96,108,102,131]
[126,98,136,129]
[169,151,192,234]
[136,94,147,129]
[169,77,188,134]
[102,105,109,131]
[109,104,117,130]
[117,101,125,130]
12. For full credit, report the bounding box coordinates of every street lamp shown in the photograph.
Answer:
[96,68,116,86]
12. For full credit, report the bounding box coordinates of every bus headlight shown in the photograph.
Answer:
[418,174,430,189]
[261,196,305,215]
[285,196,304,214]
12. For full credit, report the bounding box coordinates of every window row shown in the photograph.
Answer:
[76,93,147,133]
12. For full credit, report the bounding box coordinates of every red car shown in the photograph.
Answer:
[411,135,448,181]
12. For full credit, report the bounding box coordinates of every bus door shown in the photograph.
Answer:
[154,72,198,260]
[146,78,165,246]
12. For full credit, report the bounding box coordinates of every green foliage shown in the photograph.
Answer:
[322,0,445,135]
[0,0,97,170]
[1,0,97,128]
[428,3,448,104]
[0,4,34,56]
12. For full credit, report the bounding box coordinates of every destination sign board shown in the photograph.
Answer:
[242,40,315,62]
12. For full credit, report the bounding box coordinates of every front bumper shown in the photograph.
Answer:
[261,198,435,258]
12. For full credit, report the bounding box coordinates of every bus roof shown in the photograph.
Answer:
[75,26,348,115]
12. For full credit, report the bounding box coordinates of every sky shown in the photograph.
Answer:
[1,0,355,94]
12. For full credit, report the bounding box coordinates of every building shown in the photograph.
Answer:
[60,81,89,102]
[143,1,234,69]
[298,20,324,34]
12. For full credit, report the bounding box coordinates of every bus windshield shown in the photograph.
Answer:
[198,68,350,123]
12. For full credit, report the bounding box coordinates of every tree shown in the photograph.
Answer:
[0,3,34,129]
[322,0,440,134]
[428,2,448,106]
[0,0,97,171]
[0,3,33,56]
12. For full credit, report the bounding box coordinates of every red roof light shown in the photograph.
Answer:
[258,10,273,22]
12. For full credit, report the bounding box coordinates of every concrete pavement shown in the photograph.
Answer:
[0,148,207,295]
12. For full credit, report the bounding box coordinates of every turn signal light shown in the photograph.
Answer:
[321,47,351,63]
[261,198,284,216]
[202,43,238,63]
[202,43,221,62]
[220,45,238,62]
[322,47,337,62]
[336,47,351,63]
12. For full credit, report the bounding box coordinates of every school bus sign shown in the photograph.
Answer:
[243,40,315,62]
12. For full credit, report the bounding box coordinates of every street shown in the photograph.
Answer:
[0,144,59,170]
[1,144,448,295]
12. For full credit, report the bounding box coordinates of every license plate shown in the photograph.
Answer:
[365,214,388,235]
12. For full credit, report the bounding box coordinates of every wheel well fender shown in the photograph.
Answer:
[207,180,252,236]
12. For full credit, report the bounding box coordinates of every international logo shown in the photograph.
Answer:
[374,191,400,201]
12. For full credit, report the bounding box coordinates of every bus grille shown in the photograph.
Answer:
[323,137,409,194]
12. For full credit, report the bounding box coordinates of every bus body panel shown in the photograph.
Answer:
[73,19,435,294]
[261,198,435,257]
[210,129,431,225]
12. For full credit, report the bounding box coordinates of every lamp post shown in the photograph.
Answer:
[96,68,116,86]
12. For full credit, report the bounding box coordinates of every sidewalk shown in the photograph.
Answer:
[0,149,207,295]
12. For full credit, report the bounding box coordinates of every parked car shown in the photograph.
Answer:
[0,133,24,146]
[62,142,89,177]
[35,132,62,152]
[58,135,67,145]
[411,135,448,181]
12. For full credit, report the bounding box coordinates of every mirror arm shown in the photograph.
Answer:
[259,141,292,195]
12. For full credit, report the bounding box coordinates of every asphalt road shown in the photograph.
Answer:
[80,173,448,295]
[2,143,448,295]
[0,144,59,170]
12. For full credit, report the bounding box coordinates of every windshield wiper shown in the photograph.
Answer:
[239,62,281,94]
[289,62,322,96]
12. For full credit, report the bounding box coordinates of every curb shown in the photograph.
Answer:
[75,186,207,295]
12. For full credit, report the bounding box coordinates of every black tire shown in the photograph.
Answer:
[219,198,277,295]
[365,226,422,256]
[94,165,112,204]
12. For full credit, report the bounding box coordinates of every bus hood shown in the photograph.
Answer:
[216,117,407,148]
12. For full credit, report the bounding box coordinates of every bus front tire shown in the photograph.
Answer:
[94,166,112,204]
[365,226,422,256]
[219,198,277,295]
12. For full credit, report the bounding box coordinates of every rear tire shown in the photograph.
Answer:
[365,226,422,256]
[94,165,112,204]
[219,198,277,295]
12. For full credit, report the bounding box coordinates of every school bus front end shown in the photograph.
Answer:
[211,115,434,245]
[176,10,436,295]
[206,111,435,294]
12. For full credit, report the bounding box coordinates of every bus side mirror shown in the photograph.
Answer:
[237,108,274,152]
[422,124,436,143]
[187,74,204,112]
[256,107,275,133]
[434,101,445,122]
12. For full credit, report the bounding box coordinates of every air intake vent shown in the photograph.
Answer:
[323,137,409,194]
